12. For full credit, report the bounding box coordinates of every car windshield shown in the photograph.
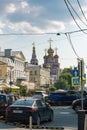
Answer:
[13,99,35,106]
[35,92,42,95]
[50,92,67,96]
[0,95,6,103]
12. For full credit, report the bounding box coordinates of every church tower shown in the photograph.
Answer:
[30,43,38,65]
[43,38,60,84]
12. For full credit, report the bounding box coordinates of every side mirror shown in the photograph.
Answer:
[46,103,51,107]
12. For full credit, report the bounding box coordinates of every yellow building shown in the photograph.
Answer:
[25,63,50,89]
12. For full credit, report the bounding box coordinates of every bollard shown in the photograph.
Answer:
[84,114,87,130]
[29,116,32,130]
[78,110,86,130]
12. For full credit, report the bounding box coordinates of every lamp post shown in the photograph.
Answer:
[9,66,13,93]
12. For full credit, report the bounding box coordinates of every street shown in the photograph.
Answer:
[0,106,78,130]
[41,106,78,128]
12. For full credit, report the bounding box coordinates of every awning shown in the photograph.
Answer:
[0,83,20,89]
[11,85,20,89]
[0,84,9,90]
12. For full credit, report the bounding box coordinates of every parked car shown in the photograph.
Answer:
[0,93,18,117]
[5,98,53,125]
[72,97,87,112]
[46,90,79,106]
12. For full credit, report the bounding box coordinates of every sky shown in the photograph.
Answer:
[0,0,87,71]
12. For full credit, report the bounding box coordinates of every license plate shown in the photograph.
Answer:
[13,110,23,113]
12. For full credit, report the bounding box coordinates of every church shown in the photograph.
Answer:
[43,38,60,85]
[30,39,60,85]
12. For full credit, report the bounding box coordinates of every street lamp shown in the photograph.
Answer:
[9,66,13,93]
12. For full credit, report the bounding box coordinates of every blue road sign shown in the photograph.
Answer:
[72,70,78,77]
[9,81,13,86]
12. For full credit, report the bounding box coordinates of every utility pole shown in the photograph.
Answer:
[78,58,86,110]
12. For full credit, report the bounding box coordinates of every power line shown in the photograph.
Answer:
[67,0,87,27]
[57,28,87,35]
[65,33,81,59]
[64,0,87,34]
[77,0,87,22]
[0,32,57,36]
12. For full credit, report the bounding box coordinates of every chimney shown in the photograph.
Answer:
[4,49,12,58]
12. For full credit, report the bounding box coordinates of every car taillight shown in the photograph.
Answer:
[1,102,8,107]
[6,107,11,112]
[4,102,8,107]
[26,108,37,112]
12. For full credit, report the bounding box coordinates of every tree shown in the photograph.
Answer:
[49,86,56,92]
[54,67,73,90]
[54,78,68,90]
[16,84,27,96]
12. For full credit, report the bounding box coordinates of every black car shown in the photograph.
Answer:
[0,93,18,117]
[5,98,53,125]
[72,97,87,112]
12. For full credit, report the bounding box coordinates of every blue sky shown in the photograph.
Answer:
[0,0,87,71]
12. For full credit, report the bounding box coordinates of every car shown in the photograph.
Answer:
[0,93,18,117]
[33,91,48,100]
[46,91,79,106]
[5,98,54,125]
[72,97,87,113]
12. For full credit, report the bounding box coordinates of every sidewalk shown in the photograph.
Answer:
[0,122,77,130]
[64,127,77,130]
[0,128,77,130]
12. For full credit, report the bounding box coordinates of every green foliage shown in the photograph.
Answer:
[16,84,27,96]
[49,86,56,92]
[54,67,73,90]
[54,78,68,90]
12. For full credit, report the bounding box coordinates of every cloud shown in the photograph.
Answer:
[8,22,42,33]
[45,20,65,32]
[0,0,86,34]
[0,21,5,34]
[5,3,16,13]
[7,19,65,34]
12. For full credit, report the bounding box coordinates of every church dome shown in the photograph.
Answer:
[54,54,59,58]
[43,55,48,59]
[48,47,54,54]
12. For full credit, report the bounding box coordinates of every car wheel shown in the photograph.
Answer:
[48,112,53,122]
[75,105,81,112]
[36,116,41,125]
[5,118,9,123]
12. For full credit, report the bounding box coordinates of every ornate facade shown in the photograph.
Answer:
[43,39,60,84]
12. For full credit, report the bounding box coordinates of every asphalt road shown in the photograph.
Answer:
[0,106,78,130]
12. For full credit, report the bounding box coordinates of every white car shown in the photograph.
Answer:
[33,91,48,100]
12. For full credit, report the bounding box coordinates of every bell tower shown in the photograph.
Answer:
[30,42,38,65]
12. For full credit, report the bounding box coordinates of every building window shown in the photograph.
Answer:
[30,71,32,75]
[35,71,37,75]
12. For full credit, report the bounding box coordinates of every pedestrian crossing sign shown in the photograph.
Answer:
[72,77,81,87]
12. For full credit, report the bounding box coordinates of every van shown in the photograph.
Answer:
[46,91,79,106]
[0,93,18,117]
